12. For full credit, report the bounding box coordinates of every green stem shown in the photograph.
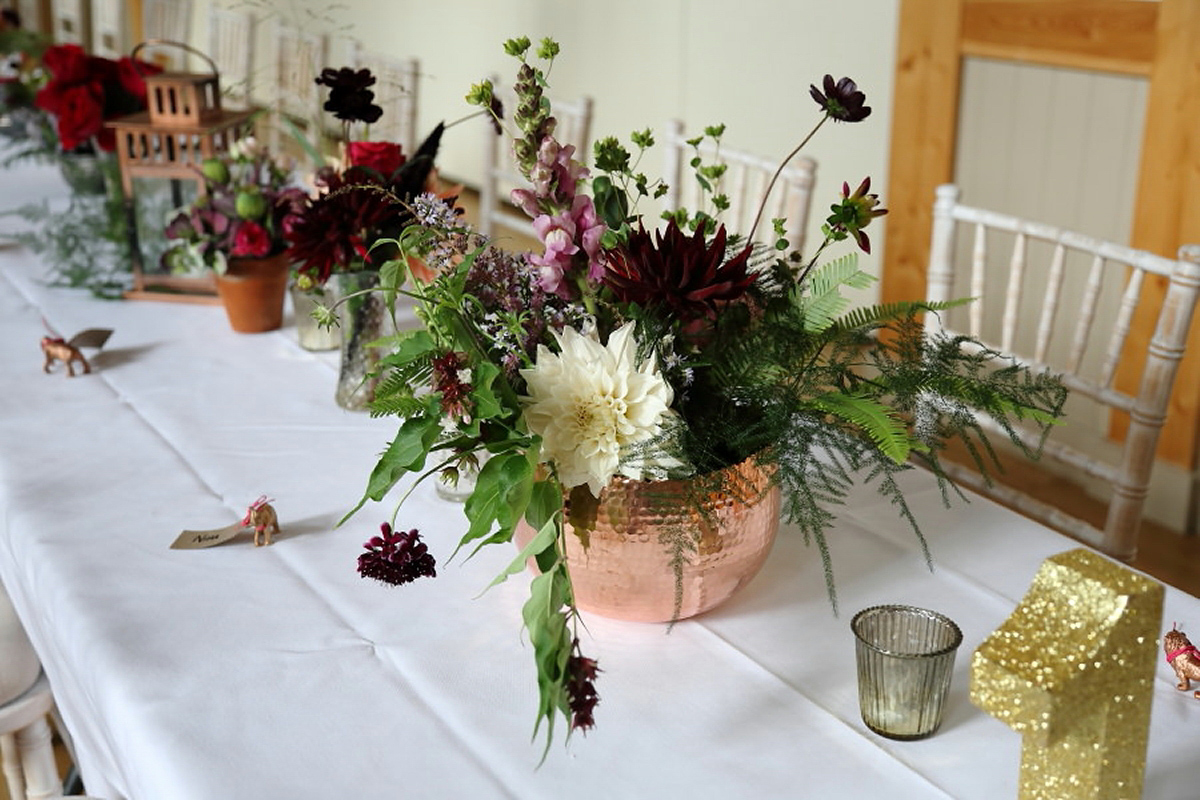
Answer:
[795,235,835,287]
[747,114,829,243]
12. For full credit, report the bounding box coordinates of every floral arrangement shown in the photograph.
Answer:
[343,38,1067,752]
[32,43,159,153]
[162,138,305,275]
[0,14,47,126]
[0,28,135,297]
[286,66,445,289]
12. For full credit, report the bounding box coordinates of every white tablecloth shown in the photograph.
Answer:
[1,162,1198,799]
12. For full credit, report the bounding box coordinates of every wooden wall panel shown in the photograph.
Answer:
[884,0,1200,467]
[961,0,1157,76]
[880,0,963,308]
[1113,0,1200,464]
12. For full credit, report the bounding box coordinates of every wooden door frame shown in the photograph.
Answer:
[883,0,1200,466]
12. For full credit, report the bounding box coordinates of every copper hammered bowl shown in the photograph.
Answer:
[514,456,781,623]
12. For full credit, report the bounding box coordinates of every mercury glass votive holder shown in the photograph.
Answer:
[851,604,963,740]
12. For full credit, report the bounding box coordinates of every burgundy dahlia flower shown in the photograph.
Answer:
[605,219,754,323]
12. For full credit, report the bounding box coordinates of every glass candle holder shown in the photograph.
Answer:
[290,284,341,351]
[851,604,963,740]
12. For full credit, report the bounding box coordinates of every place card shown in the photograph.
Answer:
[170,522,246,550]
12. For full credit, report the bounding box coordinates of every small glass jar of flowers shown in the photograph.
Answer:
[341,37,1067,752]
[0,13,48,141]
[24,43,161,193]
[285,65,449,407]
[163,138,305,332]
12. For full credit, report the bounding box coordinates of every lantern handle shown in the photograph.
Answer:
[130,40,220,77]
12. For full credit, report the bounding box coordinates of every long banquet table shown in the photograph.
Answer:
[1,159,1198,799]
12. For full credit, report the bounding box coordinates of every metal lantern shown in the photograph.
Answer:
[106,41,258,302]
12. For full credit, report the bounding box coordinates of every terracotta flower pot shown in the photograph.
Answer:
[214,254,291,333]
[514,455,781,623]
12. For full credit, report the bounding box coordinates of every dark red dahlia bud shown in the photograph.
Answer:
[357,523,436,586]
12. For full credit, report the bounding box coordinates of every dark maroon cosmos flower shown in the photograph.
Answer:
[809,75,871,122]
[316,66,383,124]
[826,177,888,254]
[605,219,755,323]
[565,638,600,732]
[357,523,436,586]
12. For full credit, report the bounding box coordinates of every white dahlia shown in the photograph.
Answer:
[521,322,677,496]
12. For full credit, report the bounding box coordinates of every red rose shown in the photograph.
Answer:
[114,57,160,106]
[347,141,405,177]
[232,220,272,257]
[46,83,106,152]
[87,55,120,86]
[40,44,90,85]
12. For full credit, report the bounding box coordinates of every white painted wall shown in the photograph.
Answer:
[201,0,899,277]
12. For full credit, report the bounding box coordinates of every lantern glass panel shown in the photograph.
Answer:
[129,175,201,279]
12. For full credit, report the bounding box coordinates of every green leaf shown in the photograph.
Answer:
[482,513,557,594]
[566,485,598,549]
[523,565,572,757]
[341,414,440,522]
[811,391,913,464]
[459,452,534,557]
[591,175,629,229]
[469,360,504,421]
[377,329,436,368]
[527,478,563,573]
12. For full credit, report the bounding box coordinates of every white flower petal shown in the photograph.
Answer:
[521,322,677,492]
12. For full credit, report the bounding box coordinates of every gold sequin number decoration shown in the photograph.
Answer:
[970,549,1163,800]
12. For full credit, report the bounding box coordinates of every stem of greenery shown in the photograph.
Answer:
[747,114,829,243]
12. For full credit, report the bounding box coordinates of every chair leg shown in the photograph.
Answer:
[1,732,25,800]
[17,717,61,799]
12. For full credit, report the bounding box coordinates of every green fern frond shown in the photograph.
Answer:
[368,393,428,419]
[809,392,913,463]
[828,298,970,334]
[798,253,875,333]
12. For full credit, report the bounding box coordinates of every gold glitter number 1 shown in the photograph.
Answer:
[970,549,1163,800]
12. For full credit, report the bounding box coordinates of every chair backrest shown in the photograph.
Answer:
[142,0,193,66]
[661,119,817,255]
[925,184,1200,560]
[49,0,84,46]
[269,21,327,156]
[208,6,256,107]
[352,48,419,154]
[89,0,123,59]
[13,0,46,36]
[477,73,593,241]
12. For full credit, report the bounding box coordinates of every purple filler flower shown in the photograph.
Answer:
[357,523,436,586]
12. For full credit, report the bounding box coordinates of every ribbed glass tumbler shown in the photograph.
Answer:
[851,604,963,740]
